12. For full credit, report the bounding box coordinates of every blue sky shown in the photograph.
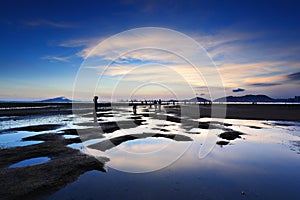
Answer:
[0,0,299,100]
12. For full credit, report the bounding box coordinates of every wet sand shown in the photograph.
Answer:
[190,104,300,121]
[0,127,109,199]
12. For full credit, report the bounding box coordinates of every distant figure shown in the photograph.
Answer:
[158,99,162,105]
[133,104,137,115]
[93,96,98,124]
[154,100,157,110]
[173,101,175,105]
[93,96,98,112]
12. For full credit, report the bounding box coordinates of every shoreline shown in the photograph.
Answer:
[1,103,300,122]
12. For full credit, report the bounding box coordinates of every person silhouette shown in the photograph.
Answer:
[93,96,98,123]
[133,104,137,115]
[93,96,98,112]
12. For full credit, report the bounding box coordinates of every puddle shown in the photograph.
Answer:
[9,157,51,168]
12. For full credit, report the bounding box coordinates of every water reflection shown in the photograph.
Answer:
[1,104,300,199]
[9,157,50,168]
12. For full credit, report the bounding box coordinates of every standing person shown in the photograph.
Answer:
[158,99,162,105]
[133,104,137,115]
[93,96,98,123]
[154,100,157,110]
[93,96,98,112]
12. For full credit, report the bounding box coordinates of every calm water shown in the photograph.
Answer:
[1,105,300,199]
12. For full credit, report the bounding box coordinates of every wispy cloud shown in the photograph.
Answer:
[41,55,70,62]
[24,19,75,28]
[58,37,104,47]
[287,71,300,82]
[249,83,281,87]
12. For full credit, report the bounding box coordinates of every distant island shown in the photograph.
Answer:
[38,96,72,103]
[169,95,300,103]
[213,95,300,103]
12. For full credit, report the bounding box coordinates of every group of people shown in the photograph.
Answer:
[93,96,174,116]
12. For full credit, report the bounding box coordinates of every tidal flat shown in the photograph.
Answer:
[0,103,300,199]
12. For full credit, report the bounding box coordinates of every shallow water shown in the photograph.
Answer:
[54,115,300,199]
[1,104,300,199]
[9,157,50,168]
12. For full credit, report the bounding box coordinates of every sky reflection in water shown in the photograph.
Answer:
[53,113,300,199]
[1,106,300,199]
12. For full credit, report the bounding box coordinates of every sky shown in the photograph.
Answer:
[0,0,299,101]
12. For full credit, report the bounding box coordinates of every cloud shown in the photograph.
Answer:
[249,83,281,87]
[62,27,300,99]
[24,19,75,28]
[232,88,245,92]
[287,71,300,81]
[41,55,70,62]
[59,37,104,47]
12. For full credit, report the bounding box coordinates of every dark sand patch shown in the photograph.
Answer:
[181,120,220,131]
[151,127,170,132]
[0,124,63,133]
[216,140,230,146]
[75,120,146,133]
[152,114,181,123]
[248,125,263,129]
[194,104,300,122]
[219,131,244,140]
[0,133,108,199]
[156,123,176,127]
[129,116,143,120]
[58,128,104,142]
[74,122,100,127]
[59,129,79,135]
[210,121,232,127]
[0,155,107,199]
[99,120,146,133]
[151,114,226,131]
[89,133,192,151]
[187,131,201,134]
[140,113,150,117]
[22,133,82,145]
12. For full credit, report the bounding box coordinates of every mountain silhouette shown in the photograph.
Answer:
[188,97,211,102]
[214,95,274,102]
[39,96,72,103]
